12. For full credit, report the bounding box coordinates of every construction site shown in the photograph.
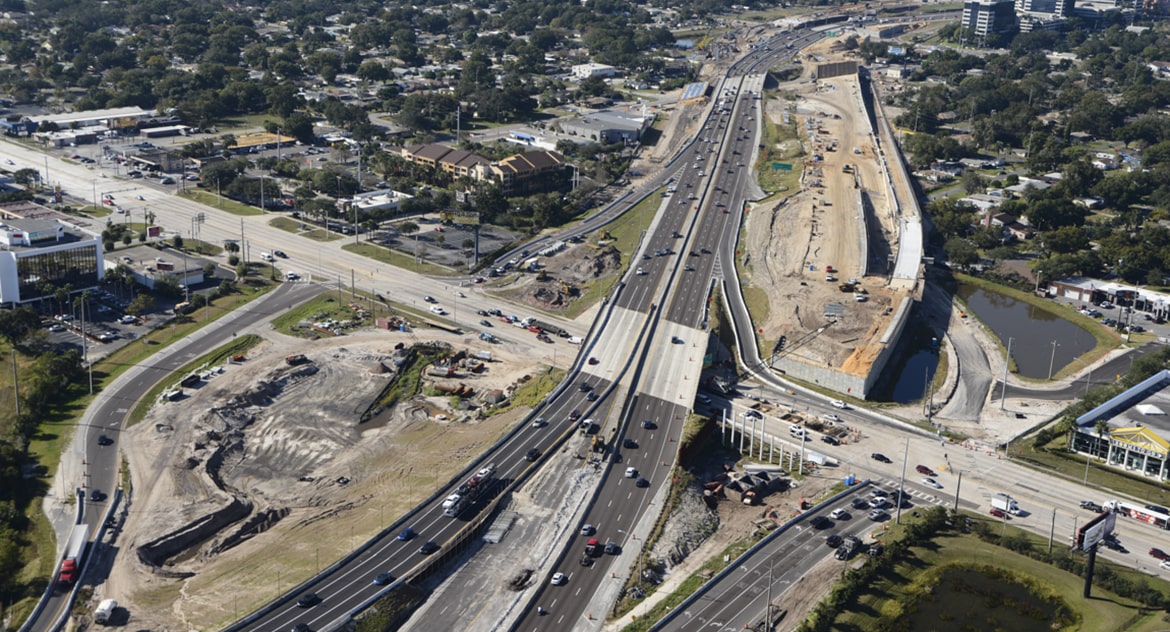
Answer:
[740,39,922,399]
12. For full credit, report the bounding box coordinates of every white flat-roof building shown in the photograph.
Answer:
[342,188,414,215]
[571,63,616,81]
[29,106,156,130]
[0,205,104,305]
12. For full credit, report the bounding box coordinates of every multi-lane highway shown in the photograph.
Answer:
[510,26,830,632]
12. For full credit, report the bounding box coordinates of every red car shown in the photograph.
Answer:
[989,508,1006,518]
[527,326,542,334]
[915,465,935,476]
[1150,548,1170,561]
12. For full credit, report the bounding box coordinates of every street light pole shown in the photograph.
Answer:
[1048,339,1059,380]
[1000,337,1012,410]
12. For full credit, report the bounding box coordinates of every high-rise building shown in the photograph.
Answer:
[962,0,1017,39]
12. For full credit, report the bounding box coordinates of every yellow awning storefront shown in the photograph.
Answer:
[1109,426,1170,460]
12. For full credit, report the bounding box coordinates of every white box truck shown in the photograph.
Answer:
[991,493,1021,515]
[95,598,116,623]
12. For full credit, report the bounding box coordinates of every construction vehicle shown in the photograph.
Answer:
[58,523,90,587]
[443,464,497,517]
[95,599,117,624]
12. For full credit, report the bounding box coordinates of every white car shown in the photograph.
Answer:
[922,478,942,489]
[551,572,567,585]
[830,400,847,409]
[625,466,637,478]
[830,508,849,520]
[531,417,547,428]
[1161,559,1170,571]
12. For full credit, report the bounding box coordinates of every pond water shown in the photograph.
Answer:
[957,284,1096,379]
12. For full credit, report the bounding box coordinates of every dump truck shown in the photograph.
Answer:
[991,493,1021,515]
[58,523,90,587]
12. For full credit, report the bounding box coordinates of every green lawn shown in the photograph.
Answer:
[179,189,264,216]
[341,241,453,276]
[269,216,342,242]
[834,523,1168,631]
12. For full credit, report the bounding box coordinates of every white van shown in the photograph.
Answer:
[95,598,117,624]
[260,252,274,262]
[790,424,809,438]
[567,336,583,345]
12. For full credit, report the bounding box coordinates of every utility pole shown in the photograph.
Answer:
[1000,337,1012,410]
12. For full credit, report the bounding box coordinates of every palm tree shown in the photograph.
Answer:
[1094,419,1111,461]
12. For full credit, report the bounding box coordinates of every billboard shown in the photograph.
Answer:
[1076,510,1116,552]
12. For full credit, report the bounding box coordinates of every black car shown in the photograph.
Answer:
[1080,500,1103,512]
[871,453,892,463]
[89,489,107,502]
[578,382,591,392]
[419,541,440,555]
[273,250,288,258]
[604,540,620,555]
[821,435,840,446]
[586,391,598,401]
[825,534,843,548]
[525,448,540,462]
[850,497,870,510]
[296,592,321,608]
[292,624,313,632]
[373,571,394,586]
[635,477,650,488]
[97,434,114,446]
[641,419,656,429]
[809,515,831,529]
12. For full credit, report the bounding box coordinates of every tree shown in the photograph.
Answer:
[961,170,985,195]
[944,237,979,269]
[125,293,155,316]
[0,307,40,345]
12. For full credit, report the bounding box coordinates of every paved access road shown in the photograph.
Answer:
[26,281,323,632]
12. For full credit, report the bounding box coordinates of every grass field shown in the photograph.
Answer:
[269,216,342,242]
[270,293,397,337]
[179,189,263,216]
[341,241,454,277]
[833,521,1169,631]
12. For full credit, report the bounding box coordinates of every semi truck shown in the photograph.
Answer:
[58,523,90,587]
[443,464,497,517]
[991,493,1021,515]
[1104,499,1170,529]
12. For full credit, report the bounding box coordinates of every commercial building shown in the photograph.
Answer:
[109,245,204,292]
[570,63,616,81]
[0,203,104,305]
[342,188,414,215]
[399,144,490,179]
[473,150,569,195]
[558,109,653,144]
[1071,369,1170,481]
[961,0,1016,39]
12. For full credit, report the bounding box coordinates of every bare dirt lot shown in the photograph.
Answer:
[104,327,549,630]
[742,39,911,379]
